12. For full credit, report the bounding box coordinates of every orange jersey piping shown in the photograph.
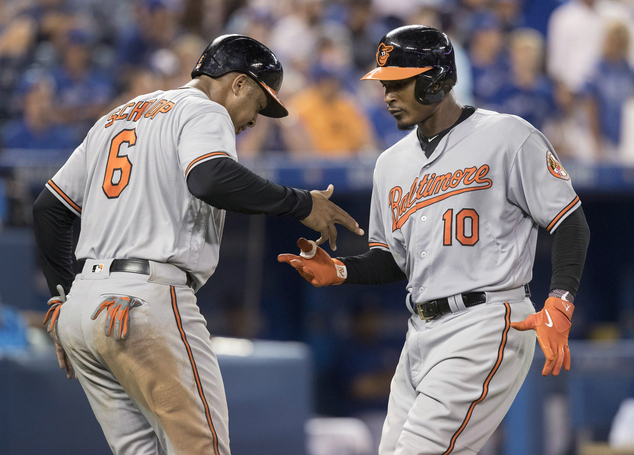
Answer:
[369,242,389,249]
[47,179,82,214]
[547,196,580,232]
[185,152,230,176]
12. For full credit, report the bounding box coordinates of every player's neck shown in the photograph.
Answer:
[416,96,463,138]
[183,76,228,106]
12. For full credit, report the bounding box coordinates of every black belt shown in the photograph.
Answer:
[110,259,195,288]
[111,258,150,275]
[415,284,531,320]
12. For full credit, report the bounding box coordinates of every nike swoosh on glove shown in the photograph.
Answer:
[91,296,142,341]
[278,238,346,287]
[511,296,574,376]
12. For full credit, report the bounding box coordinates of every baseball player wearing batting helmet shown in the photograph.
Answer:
[32,34,363,455]
[279,25,590,455]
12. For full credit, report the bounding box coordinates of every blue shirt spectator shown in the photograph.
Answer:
[585,59,634,146]
[0,72,76,150]
[468,13,511,106]
[489,78,555,130]
[1,118,76,150]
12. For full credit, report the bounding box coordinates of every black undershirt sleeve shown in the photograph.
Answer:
[187,157,312,219]
[339,249,407,285]
[550,206,590,297]
[32,189,77,296]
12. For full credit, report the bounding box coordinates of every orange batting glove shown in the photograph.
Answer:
[511,295,574,376]
[278,238,347,287]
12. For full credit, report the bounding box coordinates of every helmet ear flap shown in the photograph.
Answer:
[415,68,447,105]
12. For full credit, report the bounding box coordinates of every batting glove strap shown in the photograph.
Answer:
[91,295,141,341]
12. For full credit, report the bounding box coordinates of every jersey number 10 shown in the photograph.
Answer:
[102,129,136,199]
[442,208,479,246]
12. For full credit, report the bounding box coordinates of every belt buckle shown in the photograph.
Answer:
[417,301,438,320]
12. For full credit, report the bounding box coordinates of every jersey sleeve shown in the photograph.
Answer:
[46,139,87,217]
[178,110,237,178]
[368,171,390,251]
[507,130,580,233]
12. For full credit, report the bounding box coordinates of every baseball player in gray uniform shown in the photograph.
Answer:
[32,34,363,455]
[279,25,590,454]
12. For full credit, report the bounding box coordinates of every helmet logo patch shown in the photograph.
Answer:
[195,55,204,69]
[546,150,569,180]
[377,43,394,66]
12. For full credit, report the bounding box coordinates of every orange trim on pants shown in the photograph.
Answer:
[442,302,511,455]
[170,286,220,455]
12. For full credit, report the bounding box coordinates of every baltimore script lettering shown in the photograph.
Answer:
[389,164,492,231]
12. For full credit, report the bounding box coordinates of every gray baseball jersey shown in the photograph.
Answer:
[46,87,239,454]
[368,108,580,304]
[371,108,578,455]
[47,88,236,290]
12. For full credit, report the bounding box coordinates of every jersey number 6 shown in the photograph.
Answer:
[442,208,479,246]
[103,129,136,199]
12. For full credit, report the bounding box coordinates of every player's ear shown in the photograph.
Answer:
[231,73,251,97]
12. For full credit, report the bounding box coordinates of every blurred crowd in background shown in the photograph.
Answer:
[2,1,634,446]
[2,0,634,228]
[4,0,634,158]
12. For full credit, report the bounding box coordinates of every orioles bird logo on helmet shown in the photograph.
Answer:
[377,43,394,66]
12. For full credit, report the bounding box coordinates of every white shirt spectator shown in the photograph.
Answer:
[548,0,632,93]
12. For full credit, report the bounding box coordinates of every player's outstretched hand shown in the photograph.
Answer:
[300,184,364,251]
[278,238,347,287]
[511,296,574,376]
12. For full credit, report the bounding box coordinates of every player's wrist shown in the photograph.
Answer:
[332,258,346,285]
[548,288,574,303]
[545,295,575,321]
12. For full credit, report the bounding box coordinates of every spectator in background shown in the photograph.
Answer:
[0,1,37,123]
[0,71,75,150]
[468,12,509,107]
[284,64,377,156]
[492,0,524,32]
[269,0,352,94]
[546,0,630,94]
[107,67,164,112]
[346,0,388,76]
[542,80,598,163]
[52,28,114,140]
[489,28,555,130]
[167,33,207,88]
[584,20,634,161]
[115,0,181,84]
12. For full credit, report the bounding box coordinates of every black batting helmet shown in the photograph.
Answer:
[361,25,457,105]
[192,34,288,118]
